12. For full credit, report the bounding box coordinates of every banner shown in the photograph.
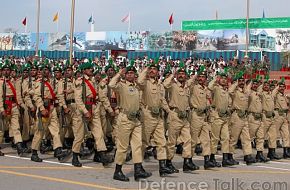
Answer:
[182,17,290,31]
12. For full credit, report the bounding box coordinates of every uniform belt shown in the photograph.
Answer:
[274,108,287,113]
[85,97,97,105]
[66,99,75,104]
[5,96,16,102]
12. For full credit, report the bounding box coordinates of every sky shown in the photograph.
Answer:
[1,0,289,33]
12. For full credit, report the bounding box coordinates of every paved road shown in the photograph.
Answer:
[0,145,290,190]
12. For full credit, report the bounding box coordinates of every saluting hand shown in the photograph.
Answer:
[84,111,92,119]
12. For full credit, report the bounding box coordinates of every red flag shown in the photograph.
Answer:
[169,13,174,25]
[22,17,27,26]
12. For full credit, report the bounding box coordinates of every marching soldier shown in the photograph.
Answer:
[189,67,215,169]
[98,62,117,151]
[60,64,84,167]
[248,78,269,162]
[228,74,256,165]
[19,64,33,150]
[30,62,71,162]
[208,72,233,167]
[137,63,173,176]
[0,60,28,156]
[109,65,152,182]
[74,61,112,166]
[163,63,199,173]
[273,79,290,158]
[261,79,281,160]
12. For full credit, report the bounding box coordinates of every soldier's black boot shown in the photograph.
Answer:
[244,155,256,165]
[283,147,290,159]
[195,144,202,155]
[166,159,179,173]
[267,148,281,160]
[183,158,199,172]
[105,136,115,152]
[85,138,95,151]
[22,140,32,153]
[222,153,233,167]
[113,164,129,182]
[72,152,82,167]
[40,139,53,154]
[176,143,183,155]
[16,142,28,156]
[63,138,73,150]
[98,151,113,166]
[256,151,270,162]
[210,154,221,167]
[204,155,215,170]
[79,144,93,160]
[93,150,101,162]
[134,163,152,181]
[159,160,173,177]
[228,153,239,165]
[152,147,157,160]
[31,150,42,162]
[0,147,4,156]
[54,147,72,162]
[125,151,132,162]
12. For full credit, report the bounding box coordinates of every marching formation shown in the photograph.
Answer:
[0,56,290,182]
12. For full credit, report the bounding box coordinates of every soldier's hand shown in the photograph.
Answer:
[109,111,115,117]
[119,68,126,75]
[64,108,70,114]
[30,107,36,112]
[84,111,92,119]
[41,109,49,117]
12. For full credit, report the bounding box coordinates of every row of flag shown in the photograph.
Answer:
[21,10,267,27]
[22,12,59,26]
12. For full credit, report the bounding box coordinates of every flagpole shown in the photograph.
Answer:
[245,0,250,58]
[57,12,59,33]
[69,0,76,65]
[25,18,27,33]
[35,0,40,56]
[91,13,94,32]
[128,12,131,34]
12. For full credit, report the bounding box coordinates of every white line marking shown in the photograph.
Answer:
[255,165,290,171]
[269,161,290,166]
[3,155,94,169]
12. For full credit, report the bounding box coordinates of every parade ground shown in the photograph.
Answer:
[0,144,289,190]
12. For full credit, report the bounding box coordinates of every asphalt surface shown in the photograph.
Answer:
[0,144,290,190]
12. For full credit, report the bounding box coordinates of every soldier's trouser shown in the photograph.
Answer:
[111,109,119,143]
[31,108,62,150]
[263,114,277,148]
[141,108,166,160]
[21,105,31,141]
[100,105,108,140]
[88,104,107,152]
[56,106,65,143]
[68,103,84,153]
[229,112,252,155]
[248,114,264,151]
[190,111,211,156]
[114,112,143,165]
[166,111,192,160]
[210,110,230,154]
[274,111,290,147]
[5,106,23,144]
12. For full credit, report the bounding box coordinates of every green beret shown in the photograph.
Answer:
[81,62,93,70]
[2,59,11,69]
